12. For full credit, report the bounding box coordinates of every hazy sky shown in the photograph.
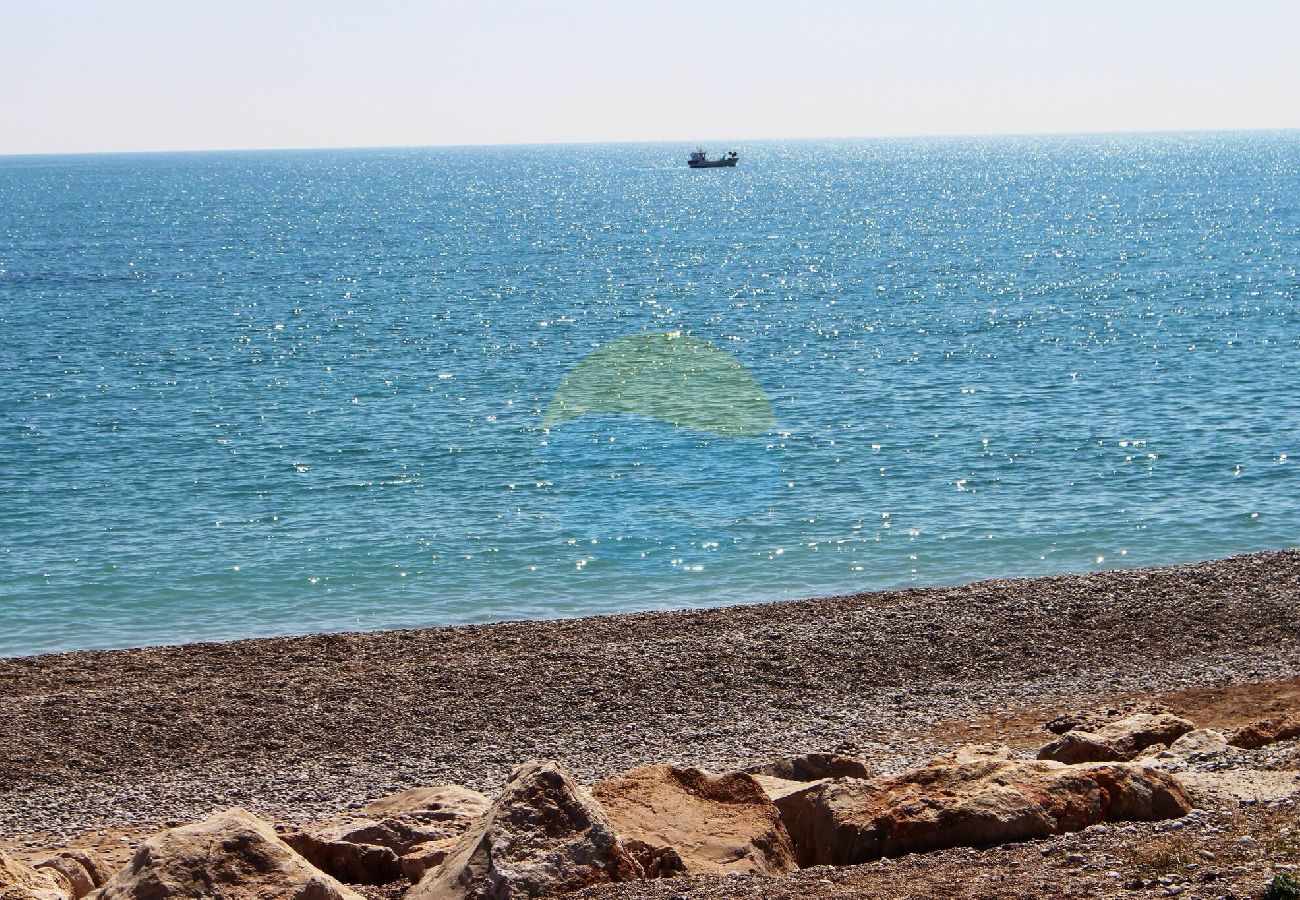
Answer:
[2,0,1299,155]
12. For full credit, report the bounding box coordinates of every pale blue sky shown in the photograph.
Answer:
[2,0,1298,154]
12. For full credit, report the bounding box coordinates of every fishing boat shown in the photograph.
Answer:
[687,148,739,168]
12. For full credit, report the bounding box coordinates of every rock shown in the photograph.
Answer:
[621,841,687,879]
[357,786,490,823]
[282,785,489,884]
[33,851,111,900]
[1045,701,1172,736]
[27,863,84,900]
[1083,764,1193,821]
[1037,713,1195,763]
[281,827,402,886]
[592,765,796,876]
[93,807,365,900]
[1228,715,1300,750]
[0,852,70,900]
[775,744,1192,867]
[409,760,641,900]
[1168,729,1230,754]
[744,753,871,782]
[750,775,824,803]
[397,839,460,884]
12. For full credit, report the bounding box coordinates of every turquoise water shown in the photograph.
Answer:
[2,133,1298,658]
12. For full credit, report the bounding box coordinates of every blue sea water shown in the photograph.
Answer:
[1,133,1298,658]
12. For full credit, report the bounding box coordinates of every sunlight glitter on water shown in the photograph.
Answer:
[0,134,1298,655]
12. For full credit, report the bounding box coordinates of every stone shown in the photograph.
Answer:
[281,827,401,886]
[750,775,824,804]
[775,744,1192,867]
[744,753,871,782]
[358,786,490,823]
[0,852,70,900]
[282,785,489,884]
[1045,701,1172,736]
[409,760,641,900]
[396,839,459,883]
[93,807,365,900]
[1168,729,1230,754]
[621,841,687,879]
[32,851,111,900]
[1228,716,1300,750]
[1037,713,1195,763]
[592,765,796,876]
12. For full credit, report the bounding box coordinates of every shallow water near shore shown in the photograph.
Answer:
[1,133,1298,657]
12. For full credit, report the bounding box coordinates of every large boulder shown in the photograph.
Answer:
[776,744,1191,867]
[1037,712,1194,763]
[0,852,70,900]
[33,852,111,900]
[409,760,641,900]
[93,807,366,900]
[592,765,796,877]
[281,785,490,884]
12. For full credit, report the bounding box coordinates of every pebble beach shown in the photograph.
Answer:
[3,549,1297,849]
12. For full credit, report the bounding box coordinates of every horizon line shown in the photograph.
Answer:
[2,125,1298,161]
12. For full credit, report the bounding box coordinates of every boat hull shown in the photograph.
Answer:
[688,157,739,168]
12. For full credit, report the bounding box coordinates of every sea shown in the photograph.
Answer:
[2,133,1298,658]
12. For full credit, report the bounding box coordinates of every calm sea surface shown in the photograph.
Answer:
[2,134,1298,657]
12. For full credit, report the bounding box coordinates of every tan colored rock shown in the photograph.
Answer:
[93,807,365,900]
[776,744,1192,867]
[592,765,796,877]
[357,786,490,823]
[1037,712,1194,763]
[1137,729,1232,765]
[1044,701,1171,736]
[33,851,110,900]
[1228,715,1300,750]
[409,760,641,900]
[0,852,70,900]
[1082,763,1194,821]
[744,752,871,782]
[751,774,824,803]
[620,841,686,880]
[1167,729,1230,754]
[282,785,489,884]
[396,838,459,883]
[281,826,402,886]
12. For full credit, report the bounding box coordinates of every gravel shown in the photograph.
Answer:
[2,549,1298,841]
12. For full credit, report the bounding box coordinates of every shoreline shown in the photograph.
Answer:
[3,548,1299,847]
[8,545,1298,664]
